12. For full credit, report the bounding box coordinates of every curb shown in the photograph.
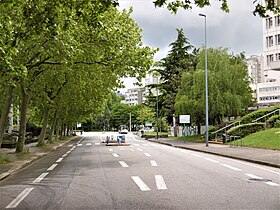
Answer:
[0,136,82,181]
[147,139,280,169]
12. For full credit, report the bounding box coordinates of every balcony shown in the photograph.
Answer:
[269,60,280,70]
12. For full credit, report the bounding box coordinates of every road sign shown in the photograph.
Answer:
[179,115,190,124]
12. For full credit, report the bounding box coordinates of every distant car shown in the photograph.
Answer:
[119,128,128,134]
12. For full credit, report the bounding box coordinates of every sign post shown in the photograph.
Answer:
[179,115,190,144]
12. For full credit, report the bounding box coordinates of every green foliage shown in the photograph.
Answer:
[233,128,280,150]
[137,106,155,125]
[155,28,196,124]
[227,123,265,138]
[0,154,11,164]
[175,48,252,129]
[267,115,280,128]
[153,0,278,17]
[240,105,280,124]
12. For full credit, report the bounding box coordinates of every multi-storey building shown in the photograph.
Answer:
[123,87,145,106]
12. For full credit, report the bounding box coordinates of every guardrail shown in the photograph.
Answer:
[252,109,280,123]
[211,121,241,134]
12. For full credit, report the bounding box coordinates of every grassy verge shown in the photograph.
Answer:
[0,154,11,164]
[143,132,169,136]
[174,134,204,142]
[231,128,280,150]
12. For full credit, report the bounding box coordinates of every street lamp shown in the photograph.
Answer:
[156,76,159,139]
[199,13,209,147]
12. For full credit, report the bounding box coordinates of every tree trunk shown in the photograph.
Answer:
[49,109,58,143]
[0,86,14,148]
[16,84,29,153]
[55,118,60,141]
[37,105,50,146]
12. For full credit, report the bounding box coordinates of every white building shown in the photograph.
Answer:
[123,87,145,106]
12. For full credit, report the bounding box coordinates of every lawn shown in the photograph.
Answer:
[232,128,280,150]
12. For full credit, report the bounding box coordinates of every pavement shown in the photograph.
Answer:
[0,135,279,182]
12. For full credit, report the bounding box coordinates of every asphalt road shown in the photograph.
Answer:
[0,132,279,210]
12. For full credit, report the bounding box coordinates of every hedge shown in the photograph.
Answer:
[226,123,265,138]
[267,115,280,128]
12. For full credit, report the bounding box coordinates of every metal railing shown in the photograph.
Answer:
[211,121,241,134]
[252,109,280,123]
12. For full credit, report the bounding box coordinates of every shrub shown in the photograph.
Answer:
[240,105,280,124]
[267,115,280,128]
[227,123,265,137]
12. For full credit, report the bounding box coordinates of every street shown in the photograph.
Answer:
[0,132,279,209]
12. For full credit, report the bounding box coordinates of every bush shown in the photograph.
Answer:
[267,115,280,128]
[227,123,265,137]
[240,105,280,124]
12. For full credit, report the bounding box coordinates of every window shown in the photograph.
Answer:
[276,53,280,60]
[266,36,273,47]
[275,34,280,45]
[275,16,280,26]
[267,54,274,65]
[266,17,273,28]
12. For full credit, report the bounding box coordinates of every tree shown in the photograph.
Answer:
[153,0,279,17]
[155,28,196,124]
[175,48,253,133]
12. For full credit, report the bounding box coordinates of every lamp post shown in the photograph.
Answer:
[199,13,209,147]
[156,76,159,139]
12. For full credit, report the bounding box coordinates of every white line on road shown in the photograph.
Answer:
[86,143,91,146]
[68,144,73,147]
[142,144,149,146]
[131,176,151,191]
[66,151,71,154]
[144,153,151,157]
[150,160,158,167]
[191,153,203,158]
[56,158,63,163]
[112,153,119,157]
[204,158,219,163]
[62,154,68,157]
[47,164,58,171]
[33,172,49,183]
[109,149,113,152]
[265,181,279,186]
[119,161,129,168]
[133,144,140,146]
[136,148,143,151]
[245,173,263,179]
[77,144,82,146]
[221,164,242,171]
[95,142,101,145]
[155,175,167,190]
[6,188,33,209]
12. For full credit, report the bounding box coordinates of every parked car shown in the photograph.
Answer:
[118,125,128,134]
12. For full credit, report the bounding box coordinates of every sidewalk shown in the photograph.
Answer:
[147,138,280,168]
[0,136,81,181]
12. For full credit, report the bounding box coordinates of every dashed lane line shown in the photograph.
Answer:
[47,164,58,171]
[265,181,279,186]
[77,144,82,147]
[119,161,129,168]
[245,174,279,187]
[56,158,63,163]
[204,158,219,163]
[131,176,151,191]
[5,188,33,209]
[155,175,167,190]
[190,153,203,158]
[150,160,158,167]
[32,173,49,183]
[86,143,92,146]
[221,164,242,171]
[112,153,119,157]
[95,142,101,145]
[136,148,143,151]
[109,149,113,152]
[144,153,151,157]
[245,173,263,179]
[62,154,68,158]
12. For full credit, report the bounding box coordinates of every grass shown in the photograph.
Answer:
[174,134,204,142]
[0,154,11,164]
[144,131,169,136]
[231,128,280,150]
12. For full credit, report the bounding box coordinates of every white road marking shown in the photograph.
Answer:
[86,143,91,146]
[133,144,140,146]
[112,153,119,157]
[109,149,113,152]
[68,144,73,147]
[119,161,129,168]
[62,154,68,157]
[150,160,158,167]
[131,176,151,191]
[66,151,71,154]
[221,164,242,171]
[77,144,82,146]
[142,144,149,146]
[47,164,58,171]
[95,142,101,145]
[136,148,143,151]
[265,181,279,186]
[204,158,219,163]
[155,175,167,190]
[245,173,263,179]
[5,188,33,209]
[33,172,49,183]
[181,150,190,154]
[231,159,280,175]
[191,153,203,158]
[56,158,63,163]
[144,153,151,157]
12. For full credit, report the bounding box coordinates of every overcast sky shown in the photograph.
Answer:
[117,0,263,90]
